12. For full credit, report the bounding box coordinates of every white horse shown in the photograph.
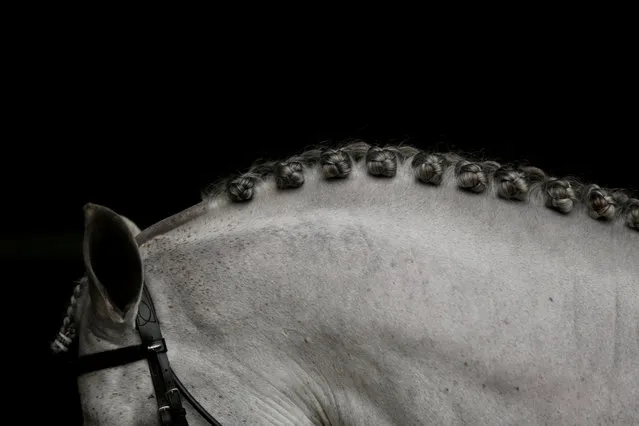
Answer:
[52,140,638,425]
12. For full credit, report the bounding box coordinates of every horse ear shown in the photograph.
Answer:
[82,203,143,326]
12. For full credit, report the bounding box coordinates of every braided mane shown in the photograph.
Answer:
[203,140,637,228]
[50,140,638,354]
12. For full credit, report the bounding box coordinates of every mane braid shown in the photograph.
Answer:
[201,139,638,231]
[51,139,638,354]
[50,277,85,354]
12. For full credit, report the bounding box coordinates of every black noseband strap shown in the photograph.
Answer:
[75,284,222,426]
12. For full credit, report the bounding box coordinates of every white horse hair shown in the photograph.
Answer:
[52,140,638,425]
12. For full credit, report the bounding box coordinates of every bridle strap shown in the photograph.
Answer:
[136,285,188,425]
[74,341,151,375]
[173,365,223,426]
[75,284,222,426]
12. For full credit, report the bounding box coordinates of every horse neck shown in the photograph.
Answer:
[137,162,637,342]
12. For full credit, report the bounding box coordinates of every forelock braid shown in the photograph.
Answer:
[50,278,85,354]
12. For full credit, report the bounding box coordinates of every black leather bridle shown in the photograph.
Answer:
[74,284,222,426]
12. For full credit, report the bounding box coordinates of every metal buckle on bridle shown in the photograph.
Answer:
[147,339,167,353]
[161,387,183,410]
[158,387,187,424]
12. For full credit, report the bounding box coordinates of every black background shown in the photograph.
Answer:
[7,22,638,424]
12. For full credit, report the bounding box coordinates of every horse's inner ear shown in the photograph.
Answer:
[83,204,143,319]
